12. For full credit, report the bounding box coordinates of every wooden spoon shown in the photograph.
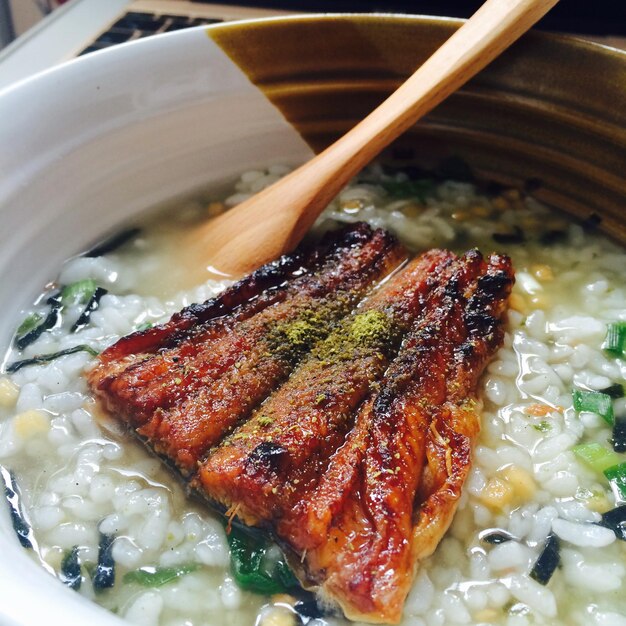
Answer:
[186,0,559,281]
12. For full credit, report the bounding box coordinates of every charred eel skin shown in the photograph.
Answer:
[89,223,404,472]
[87,224,514,624]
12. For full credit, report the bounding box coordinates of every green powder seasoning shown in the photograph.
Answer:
[349,310,393,345]
[315,309,396,364]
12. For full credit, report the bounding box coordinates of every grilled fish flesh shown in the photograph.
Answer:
[88,223,514,623]
[90,223,404,472]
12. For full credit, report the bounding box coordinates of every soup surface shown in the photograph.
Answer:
[1,164,625,626]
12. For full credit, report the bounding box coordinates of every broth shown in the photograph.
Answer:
[1,164,625,626]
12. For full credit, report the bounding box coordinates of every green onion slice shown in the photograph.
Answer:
[572,389,614,425]
[227,525,299,594]
[604,322,626,359]
[604,463,626,504]
[123,564,199,587]
[61,279,98,306]
[15,313,43,340]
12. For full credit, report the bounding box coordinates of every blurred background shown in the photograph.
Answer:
[1,0,625,89]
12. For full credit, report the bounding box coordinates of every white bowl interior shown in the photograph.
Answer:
[0,26,313,626]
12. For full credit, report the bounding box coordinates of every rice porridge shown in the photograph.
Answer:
[1,163,625,626]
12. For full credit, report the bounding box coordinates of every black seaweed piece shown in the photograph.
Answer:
[60,546,82,590]
[479,529,516,545]
[294,599,326,619]
[15,293,62,350]
[85,227,141,257]
[539,230,567,246]
[581,213,602,231]
[92,532,115,591]
[612,413,626,453]
[0,466,34,549]
[6,345,99,373]
[530,533,560,585]
[492,226,525,245]
[600,383,624,399]
[598,505,626,541]
[71,287,108,333]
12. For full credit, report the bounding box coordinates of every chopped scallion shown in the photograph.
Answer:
[61,279,98,306]
[14,294,62,351]
[123,564,199,587]
[533,420,552,433]
[603,322,626,359]
[227,525,299,594]
[604,463,626,504]
[15,313,43,341]
[573,443,622,474]
[572,389,614,425]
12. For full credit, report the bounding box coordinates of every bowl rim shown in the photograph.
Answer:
[0,13,624,626]
[2,11,625,101]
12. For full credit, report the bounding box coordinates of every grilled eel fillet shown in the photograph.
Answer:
[89,223,405,472]
[88,224,514,624]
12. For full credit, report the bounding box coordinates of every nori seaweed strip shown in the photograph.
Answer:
[612,413,626,453]
[0,466,34,549]
[530,533,560,585]
[71,287,108,333]
[294,599,327,620]
[598,505,626,541]
[15,293,62,350]
[6,345,99,373]
[60,546,82,590]
[85,228,140,257]
[92,532,115,591]
[601,383,624,399]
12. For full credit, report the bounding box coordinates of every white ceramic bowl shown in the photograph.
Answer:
[1,15,625,626]
[0,24,315,626]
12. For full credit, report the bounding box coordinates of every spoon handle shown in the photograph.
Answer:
[288,0,559,234]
